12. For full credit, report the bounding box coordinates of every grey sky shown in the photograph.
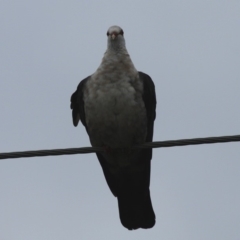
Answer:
[0,0,239,239]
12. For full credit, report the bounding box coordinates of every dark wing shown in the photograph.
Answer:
[70,76,90,128]
[116,72,156,229]
[139,71,156,159]
[70,76,117,196]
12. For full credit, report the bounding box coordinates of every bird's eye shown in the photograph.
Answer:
[106,32,109,36]
[120,30,124,35]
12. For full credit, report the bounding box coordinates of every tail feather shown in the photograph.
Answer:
[96,151,155,230]
[117,189,155,230]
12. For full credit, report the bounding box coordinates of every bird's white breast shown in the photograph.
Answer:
[84,68,147,151]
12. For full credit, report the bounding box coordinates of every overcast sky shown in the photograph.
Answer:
[0,1,240,239]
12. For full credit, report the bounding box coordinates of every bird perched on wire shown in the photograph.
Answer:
[70,25,156,230]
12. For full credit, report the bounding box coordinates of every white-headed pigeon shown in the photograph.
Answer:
[70,26,156,230]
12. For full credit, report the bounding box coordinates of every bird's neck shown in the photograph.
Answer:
[93,48,138,81]
[102,47,136,68]
[107,39,126,52]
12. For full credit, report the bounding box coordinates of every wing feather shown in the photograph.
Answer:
[70,76,90,128]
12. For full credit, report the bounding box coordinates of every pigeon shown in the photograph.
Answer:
[70,25,156,230]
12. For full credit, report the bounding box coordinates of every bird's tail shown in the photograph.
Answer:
[117,189,155,230]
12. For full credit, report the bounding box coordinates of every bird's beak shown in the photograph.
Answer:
[110,32,118,40]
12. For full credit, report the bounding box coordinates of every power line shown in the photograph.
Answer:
[0,134,239,160]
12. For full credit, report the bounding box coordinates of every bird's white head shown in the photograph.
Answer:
[106,25,126,51]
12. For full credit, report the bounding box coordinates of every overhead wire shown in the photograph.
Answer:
[0,134,239,160]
